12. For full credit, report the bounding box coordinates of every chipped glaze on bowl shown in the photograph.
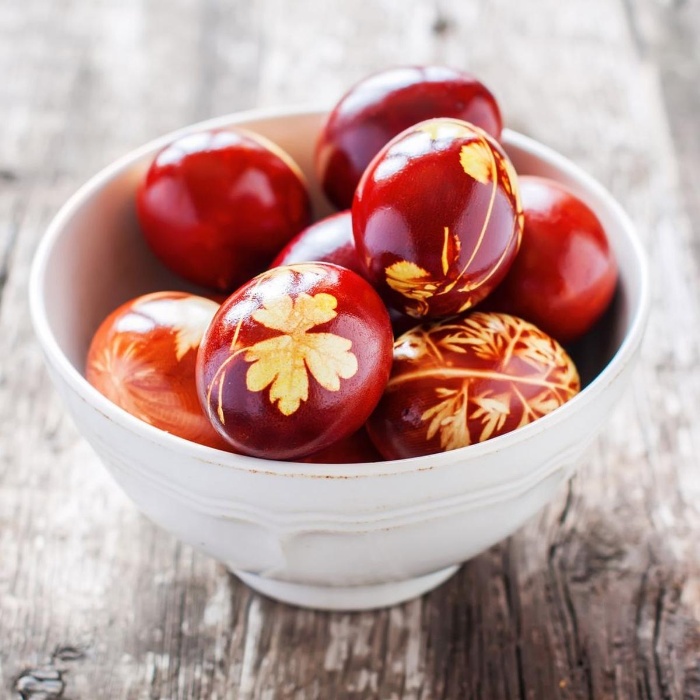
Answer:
[29,107,649,611]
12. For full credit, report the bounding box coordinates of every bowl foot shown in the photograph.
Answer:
[232,566,460,611]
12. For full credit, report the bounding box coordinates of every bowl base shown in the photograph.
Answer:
[232,566,460,611]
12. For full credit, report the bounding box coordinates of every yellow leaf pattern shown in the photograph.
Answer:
[384,227,465,317]
[171,298,220,361]
[471,392,511,443]
[496,148,524,238]
[385,260,431,286]
[382,135,521,317]
[381,124,522,318]
[125,293,218,362]
[244,292,358,416]
[459,140,494,184]
[391,313,580,450]
[384,260,438,317]
[421,386,471,450]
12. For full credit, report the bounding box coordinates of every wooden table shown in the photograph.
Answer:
[2,0,699,697]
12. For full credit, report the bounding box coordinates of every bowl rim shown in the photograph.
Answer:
[29,104,651,479]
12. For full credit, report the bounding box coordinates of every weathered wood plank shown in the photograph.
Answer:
[1,0,699,698]
[0,3,263,699]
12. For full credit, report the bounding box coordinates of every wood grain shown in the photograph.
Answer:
[1,0,699,698]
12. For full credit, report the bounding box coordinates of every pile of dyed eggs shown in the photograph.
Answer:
[86,66,618,463]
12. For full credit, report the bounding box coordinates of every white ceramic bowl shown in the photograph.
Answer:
[29,107,649,611]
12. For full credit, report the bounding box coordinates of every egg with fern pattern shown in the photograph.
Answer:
[366,312,580,459]
[86,291,232,450]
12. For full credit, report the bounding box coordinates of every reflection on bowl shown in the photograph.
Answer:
[29,107,649,611]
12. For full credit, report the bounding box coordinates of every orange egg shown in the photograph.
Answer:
[86,291,231,450]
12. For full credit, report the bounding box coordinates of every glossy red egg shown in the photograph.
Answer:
[85,291,231,450]
[353,118,523,319]
[270,210,367,278]
[317,65,503,209]
[302,427,384,464]
[197,263,394,460]
[136,128,312,292]
[367,312,580,459]
[485,176,618,344]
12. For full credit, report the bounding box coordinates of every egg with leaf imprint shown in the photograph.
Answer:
[86,291,232,450]
[316,65,502,210]
[196,262,394,460]
[366,312,580,459]
[353,118,523,319]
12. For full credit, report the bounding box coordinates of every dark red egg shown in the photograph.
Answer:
[388,307,419,338]
[353,118,523,319]
[85,291,232,450]
[136,128,312,292]
[302,427,384,464]
[196,263,394,460]
[317,65,502,209]
[367,312,580,459]
[270,210,367,278]
[484,176,618,344]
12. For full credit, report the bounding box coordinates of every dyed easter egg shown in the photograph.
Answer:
[353,118,523,319]
[302,427,384,464]
[317,65,502,209]
[367,312,580,459]
[485,176,618,344]
[137,128,311,292]
[270,210,367,278]
[197,263,394,460]
[85,291,231,450]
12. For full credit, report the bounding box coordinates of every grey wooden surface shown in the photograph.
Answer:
[1,0,700,698]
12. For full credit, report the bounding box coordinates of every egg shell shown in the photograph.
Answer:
[270,210,367,278]
[302,427,384,464]
[316,65,502,209]
[484,176,618,344]
[353,118,523,319]
[136,128,312,292]
[197,262,394,460]
[85,291,231,450]
[367,311,580,459]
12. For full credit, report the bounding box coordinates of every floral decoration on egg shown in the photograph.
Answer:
[366,312,580,459]
[85,291,231,450]
[353,119,524,319]
[241,286,359,417]
[316,65,503,209]
[197,262,394,460]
